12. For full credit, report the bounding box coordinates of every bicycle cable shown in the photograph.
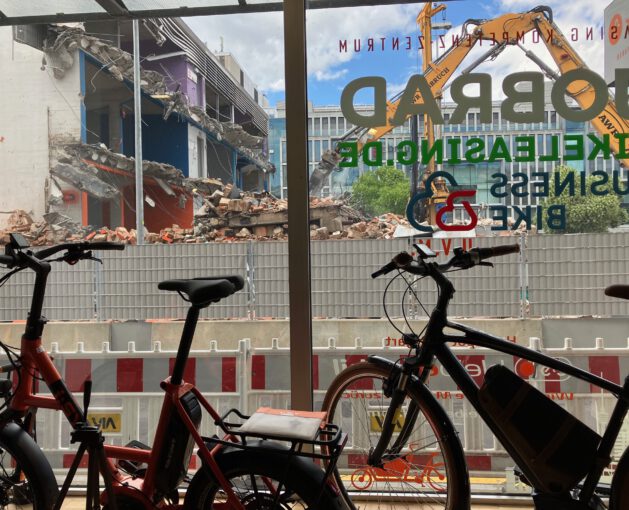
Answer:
[382,270,408,338]
[0,267,24,290]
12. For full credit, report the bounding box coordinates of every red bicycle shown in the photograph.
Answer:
[0,233,346,510]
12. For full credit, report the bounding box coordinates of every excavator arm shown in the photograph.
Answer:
[309,5,557,195]
[519,15,629,164]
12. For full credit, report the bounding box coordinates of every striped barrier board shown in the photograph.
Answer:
[2,335,627,492]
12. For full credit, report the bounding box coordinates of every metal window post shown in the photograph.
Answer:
[133,20,144,244]
[283,0,313,411]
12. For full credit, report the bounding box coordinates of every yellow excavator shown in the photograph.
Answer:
[309,4,629,225]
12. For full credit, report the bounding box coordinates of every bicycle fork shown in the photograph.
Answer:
[368,358,423,467]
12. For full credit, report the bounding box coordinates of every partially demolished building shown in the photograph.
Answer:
[0,18,274,235]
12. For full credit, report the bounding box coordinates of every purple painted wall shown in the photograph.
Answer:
[122,40,204,107]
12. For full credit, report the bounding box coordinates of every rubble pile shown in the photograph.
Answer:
[0,210,94,246]
[312,213,408,240]
[191,186,368,242]
[43,27,273,173]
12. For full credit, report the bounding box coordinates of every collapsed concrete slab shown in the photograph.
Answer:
[51,162,120,200]
[43,26,273,175]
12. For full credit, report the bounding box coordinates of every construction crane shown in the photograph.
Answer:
[309,5,629,226]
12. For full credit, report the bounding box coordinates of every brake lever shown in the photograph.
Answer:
[61,250,102,265]
[85,253,103,265]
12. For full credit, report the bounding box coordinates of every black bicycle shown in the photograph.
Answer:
[322,243,629,510]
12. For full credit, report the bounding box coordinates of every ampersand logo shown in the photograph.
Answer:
[436,189,478,231]
[406,171,478,232]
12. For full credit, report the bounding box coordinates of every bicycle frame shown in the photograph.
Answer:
[375,263,629,508]
[0,254,250,509]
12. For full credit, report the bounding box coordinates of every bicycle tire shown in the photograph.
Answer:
[321,360,469,510]
[184,441,346,509]
[610,442,629,509]
[0,422,59,510]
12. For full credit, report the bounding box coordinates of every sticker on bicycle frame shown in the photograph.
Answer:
[87,410,122,434]
[369,409,405,433]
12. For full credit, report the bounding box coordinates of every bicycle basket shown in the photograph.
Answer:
[479,364,601,494]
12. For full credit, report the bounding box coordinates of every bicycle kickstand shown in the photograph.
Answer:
[52,423,118,510]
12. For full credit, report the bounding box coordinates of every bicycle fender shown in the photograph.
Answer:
[367,355,472,509]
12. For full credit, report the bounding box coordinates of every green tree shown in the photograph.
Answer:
[350,166,410,216]
[541,166,628,233]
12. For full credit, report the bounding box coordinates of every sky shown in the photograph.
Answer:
[184,0,614,109]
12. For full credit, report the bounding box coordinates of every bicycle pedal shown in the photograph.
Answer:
[116,440,149,477]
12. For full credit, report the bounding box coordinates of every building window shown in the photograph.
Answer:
[338,116,345,133]
[239,70,244,86]
[322,117,328,136]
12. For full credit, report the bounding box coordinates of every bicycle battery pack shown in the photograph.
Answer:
[154,391,202,497]
[478,364,601,494]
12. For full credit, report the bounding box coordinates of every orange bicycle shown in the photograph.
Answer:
[0,233,346,510]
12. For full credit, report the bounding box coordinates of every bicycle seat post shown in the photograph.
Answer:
[170,304,201,386]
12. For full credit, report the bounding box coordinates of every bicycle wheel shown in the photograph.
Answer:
[184,442,345,509]
[0,423,59,510]
[321,361,468,510]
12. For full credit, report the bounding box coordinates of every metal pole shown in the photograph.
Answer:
[518,233,529,319]
[283,0,313,411]
[132,20,144,244]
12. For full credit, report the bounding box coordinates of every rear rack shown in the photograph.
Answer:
[206,407,348,505]
[216,407,346,461]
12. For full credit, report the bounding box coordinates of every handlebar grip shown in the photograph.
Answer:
[0,255,15,267]
[371,263,394,279]
[474,244,520,260]
[87,242,125,250]
[371,252,414,278]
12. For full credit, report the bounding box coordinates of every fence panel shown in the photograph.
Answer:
[527,233,629,317]
[99,243,250,320]
[0,234,627,320]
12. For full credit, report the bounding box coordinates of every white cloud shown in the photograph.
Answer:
[314,68,348,81]
[185,4,419,96]
[184,0,614,104]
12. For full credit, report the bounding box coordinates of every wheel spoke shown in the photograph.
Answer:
[322,363,464,509]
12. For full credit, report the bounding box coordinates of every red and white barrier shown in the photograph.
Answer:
[13,335,629,491]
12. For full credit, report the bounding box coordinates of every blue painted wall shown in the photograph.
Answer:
[122,115,189,176]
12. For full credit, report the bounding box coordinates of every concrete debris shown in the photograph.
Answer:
[221,123,265,150]
[50,143,187,198]
[0,196,529,247]
[0,210,93,246]
[51,162,120,200]
[309,149,342,196]
[43,26,274,174]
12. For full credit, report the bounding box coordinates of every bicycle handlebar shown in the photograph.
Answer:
[35,241,124,260]
[0,241,125,271]
[372,244,520,279]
